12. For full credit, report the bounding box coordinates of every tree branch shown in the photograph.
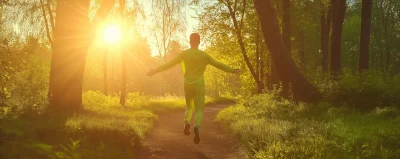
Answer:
[40,0,53,47]
[224,0,261,89]
[46,0,55,32]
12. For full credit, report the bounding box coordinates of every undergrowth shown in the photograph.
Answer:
[124,92,237,113]
[0,90,237,159]
[311,69,400,110]
[216,93,400,159]
[0,91,158,159]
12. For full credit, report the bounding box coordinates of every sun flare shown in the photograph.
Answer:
[103,25,121,44]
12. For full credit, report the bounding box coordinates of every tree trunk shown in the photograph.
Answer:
[39,0,53,46]
[282,0,291,54]
[255,25,265,93]
[260,50,265,91]
[386,50,390,71]
[259,30,266,91]
[46,0,55,32]
[49,0,115,109]
[49,0,91,109]
[266,51,272,90]
[330,0,346,78]
[270,57,279,90]
[254,0,322,102]
[104,51,108,95]
[320,3,332,72]
[281,0,291,97]
[359,0,372,73]
[299,31,305,71]
[256,33,260,82]
[120,0,127,106]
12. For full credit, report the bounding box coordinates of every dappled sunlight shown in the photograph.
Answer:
[2,0,400,158]
[216,94,400,158]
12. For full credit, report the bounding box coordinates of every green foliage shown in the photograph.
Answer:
[197,0,262,97]
[2,0,400,159]
[217,93,400,159]
[71,91,158,138]
[205,96,237,106]
[311,69,400,110]
[0,87,238,159]
[0,37,50,119]
[0,91,159,159]
[143,95,187,112]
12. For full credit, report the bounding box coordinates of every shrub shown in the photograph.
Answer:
[311,69,400,110]
[217,93,400,159]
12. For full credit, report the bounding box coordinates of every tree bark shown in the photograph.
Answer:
[270,62,279,89]
[254,0,321,102]
[49,0,116,109]
[299,31,305,71]
[266,51,273,90]
[255,25,265,93]
[330,0,346,78]
[320,3,332,72]
[281,0,291,97]
[256,32,260,83]
[359,0,373,73]
[260,50,265,91]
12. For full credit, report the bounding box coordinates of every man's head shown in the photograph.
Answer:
[190,33,200,48]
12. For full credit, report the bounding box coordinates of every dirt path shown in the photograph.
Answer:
[139,104,245,159]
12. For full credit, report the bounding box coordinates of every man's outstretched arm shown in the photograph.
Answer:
[147,53,183,76]
[207,54,239,73]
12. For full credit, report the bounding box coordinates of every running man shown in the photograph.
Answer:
[147,33,239,144]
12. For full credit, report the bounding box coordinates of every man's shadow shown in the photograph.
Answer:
[196,152,211,159]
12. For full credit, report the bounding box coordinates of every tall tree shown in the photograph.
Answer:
[103,49,108,95]
[223,0,264,93]
[255,25,266,91]
[150,0,186,60]
[120,0,127,106]
[330,0,346,78]
[39,0,53,47]
[320,2,332,72]
[281,0,291,96]
[49,0,116,109]
[282,0,291,54]
[298,31,305,70]
[254,0,322,102]
[371,0,398,71]
[359,0,373,73]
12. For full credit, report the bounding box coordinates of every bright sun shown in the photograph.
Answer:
[103,25,121,44]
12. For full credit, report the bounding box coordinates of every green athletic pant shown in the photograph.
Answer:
[184,83,205,128]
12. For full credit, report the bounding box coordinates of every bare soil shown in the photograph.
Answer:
[138,104,245,159]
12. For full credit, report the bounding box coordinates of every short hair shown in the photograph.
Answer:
[190,33,200,43]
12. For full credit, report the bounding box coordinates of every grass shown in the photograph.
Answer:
[0,91,158,159]
[0,90,238,159]
[123,91,237,113]
[216,93,400,159]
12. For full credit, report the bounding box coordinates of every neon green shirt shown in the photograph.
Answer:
[155,48,235,84]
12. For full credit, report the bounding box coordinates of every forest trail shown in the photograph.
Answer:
[138,104,245,159]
